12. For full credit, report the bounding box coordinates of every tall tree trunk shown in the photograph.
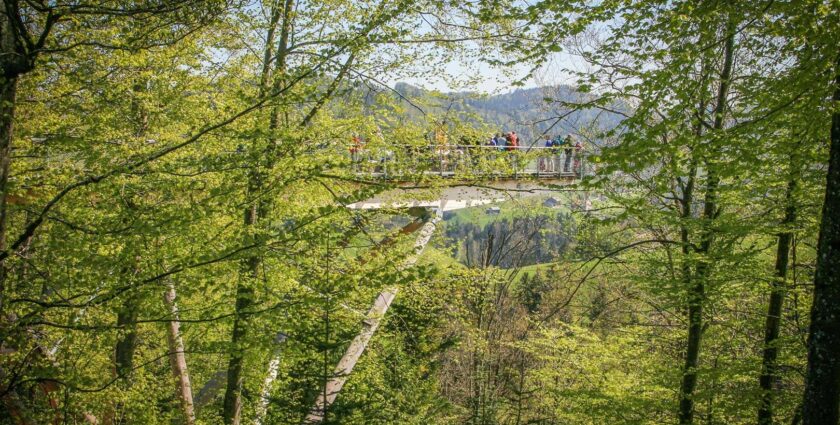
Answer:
[758,172,798,425]
[0,0,45,318]
[222,3,292,423]
[0,1,21,307]
[678,20,735,425]
[304,212,441,423]
[677,78,704,411]
[113,79,149,383]
[0,80,17,421]
[258,1,282,99]
[269,0,294,131]
[164,281,196,425]
[221,212,258,425]
[106,80,149,425]
[0,7,47,420]
[801,51,840,425]
[112,272,141,424]
[0,76,16,286]
[109,286,141,421]
[679,57,709,303]
[114,293,140,378]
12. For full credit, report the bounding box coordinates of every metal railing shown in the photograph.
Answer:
[348,145,591,179]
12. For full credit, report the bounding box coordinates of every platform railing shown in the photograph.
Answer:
[348,145,591,179]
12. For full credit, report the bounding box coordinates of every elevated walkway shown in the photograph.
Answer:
[346,145,590,211]
[348,178,578,211]
[306,145,594,422]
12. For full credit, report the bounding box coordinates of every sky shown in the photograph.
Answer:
[401,61,536,94]
[394,51,582,95]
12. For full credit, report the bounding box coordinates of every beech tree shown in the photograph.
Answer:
[1,1,838,424]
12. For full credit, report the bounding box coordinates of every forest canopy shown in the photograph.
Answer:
[0,1,839,425]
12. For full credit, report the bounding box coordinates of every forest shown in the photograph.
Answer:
[0,1,839,424]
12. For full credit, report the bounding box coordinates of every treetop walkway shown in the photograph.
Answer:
[307,144,596,422]
[349,144,591,180]
[347,144,593,211]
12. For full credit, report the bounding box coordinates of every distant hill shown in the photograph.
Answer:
[390,83,624,145]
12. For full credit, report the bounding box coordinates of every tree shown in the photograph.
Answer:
[514,1,834,423]
[802,50,840,425]
[0,0,231,311]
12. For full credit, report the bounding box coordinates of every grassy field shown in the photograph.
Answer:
[447,195,572,224]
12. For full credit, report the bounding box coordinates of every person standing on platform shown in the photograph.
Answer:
[574,138,585,176]
[541,134,554,172]
[350,135,364,171]
[563,135,574,173]
[495,133,507,151]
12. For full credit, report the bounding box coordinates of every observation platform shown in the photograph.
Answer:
[345,145,591,211]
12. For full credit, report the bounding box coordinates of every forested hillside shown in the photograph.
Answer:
[391,83,624,144]
[441,198,575,268]
[0,2,839,425]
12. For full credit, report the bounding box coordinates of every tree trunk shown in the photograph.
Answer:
[113,79,149,385]
[678,19,735,425]
[0,75,16,316]
[110,290,141,421]
[115,292,140,379]
[258,1,282,99]
[221,237,257,425]
[164,281,196,425]
[801,51,840,425]
[222,3,291,423]
[0,76,16,258]
[0,0,22,306]
[105,285,140,425]
[304,212,441,423]
[269,0,294,131]
[758,175,797,425]
[0,81,16,422]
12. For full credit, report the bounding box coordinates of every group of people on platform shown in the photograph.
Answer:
[482,131,585,173]
[486,131,521,150]
[348,131,586,175]
[540,133,585,173]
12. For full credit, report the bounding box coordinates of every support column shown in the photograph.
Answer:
[304,210,441,423]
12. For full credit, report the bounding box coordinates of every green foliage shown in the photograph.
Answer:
[0,1,836,424]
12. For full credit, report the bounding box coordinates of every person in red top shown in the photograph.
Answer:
[350,135,364,169]
[573,138,585,176]
[506,131,519,151]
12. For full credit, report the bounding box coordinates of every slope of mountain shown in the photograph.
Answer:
[391,83,624,144]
